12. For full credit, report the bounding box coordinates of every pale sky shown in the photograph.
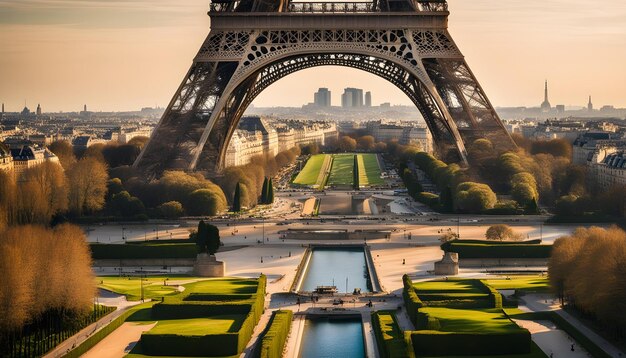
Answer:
[0,0,625,112]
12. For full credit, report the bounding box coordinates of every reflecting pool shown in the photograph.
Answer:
[299,317,365,358]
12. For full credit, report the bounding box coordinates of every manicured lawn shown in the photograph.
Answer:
[419,307,523,333]
[98,277,259,301]
[359,153,384,185]
[483,276,550,292]
[182,277,259,295]
[146,315,246,335]
[98,276,181,301]
[293,154,327,186]
[418,341,548,358]
[414,278,488,295]
[327,154,354,186]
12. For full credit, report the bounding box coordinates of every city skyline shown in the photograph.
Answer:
[0,0,625,111]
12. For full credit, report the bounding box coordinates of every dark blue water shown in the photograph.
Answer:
[300,248,371,293]
[299,318,365,358]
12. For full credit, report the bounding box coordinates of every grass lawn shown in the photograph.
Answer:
[359,153,384,185]
[182,277,259,295]
[293,154,327,186]
[145,315,246,335]
[413,278,488,296]
[419,307,523,333]
[483,276,550,292]
[98,276,181,301]
[418,341,548,358]
[327,154,355,186]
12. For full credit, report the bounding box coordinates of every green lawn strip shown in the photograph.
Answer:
[327,154,355,186]
[315,154,332,189]
[360,153,384,185]
[146,315,246,335]
[413,278,489,295]
[357,154,368,185]
[293,154,326,186]
[483,276,550,293]
[372,310,408,358]
[98,276,183,301]
[419,307,523,333]
[504,309,612,358]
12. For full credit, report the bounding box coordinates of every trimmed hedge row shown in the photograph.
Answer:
[257,310,293,358]
[142,275,267,357]
[371,311,408,358]
[442,242,552,259]
[90,243,198,259]
[441,239,542,249]
[402,275,423,327]
[410,330,531,356]
[479,280,503,309]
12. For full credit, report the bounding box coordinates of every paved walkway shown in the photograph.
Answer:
[522,294,625,358]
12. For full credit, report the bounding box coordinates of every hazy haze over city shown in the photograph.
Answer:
[0,0,625,112]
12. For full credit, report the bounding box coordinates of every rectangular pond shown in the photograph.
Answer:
[299,316,365,358]
[299,246,372,293]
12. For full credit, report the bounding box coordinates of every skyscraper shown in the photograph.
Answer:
[365,91,372,107]
[36,104,42,116]
[587,96,593,112]
[540,80,551,112]
[341,88,364,108]
[313,88,331,107]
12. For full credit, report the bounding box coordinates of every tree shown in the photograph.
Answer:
[356,135,375,151]
[67,157,108,216]
[232,182,243,212]
[186,189,226,216]
[353,155,360,190]
[18,161,68,225]
[260,177,269,204]
[267,178,274,204]
[455,182,497,213]
[108,191,145,217]
[485,224,522,241]
[47,140,76,168]
[106,178,124,200]
[439,231,459,243]
[194,221,220,255]
[158,201,184,219]
[338,136,357,152]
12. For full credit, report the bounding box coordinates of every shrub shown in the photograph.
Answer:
[410,330,531,356]
[372,311,408,358]
[258,310,293,358]
[402,275,424,326]
[158,201,184,219]
[442,241,552,259]
[455,182,497,213]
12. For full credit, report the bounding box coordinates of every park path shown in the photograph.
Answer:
[522,294,625,358]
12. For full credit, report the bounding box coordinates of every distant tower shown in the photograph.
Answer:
[36,104,42,116]
[587,96,593,112]
[84,104,87,112]
[540,80,551,112]
[313,88,331,107]
[365,91,372,107]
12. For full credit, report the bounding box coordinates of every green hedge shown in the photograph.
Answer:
[442,242,552,259]
[414,312,441,330]
[372,311,409,358]
[90,243,198,259]
[142,275,266,357]
[441,239,543,249]
[479,280,503,309]
[140,333,241,357]
[402,275,424,326]
[257,310,293,358]
[410,330,531,356]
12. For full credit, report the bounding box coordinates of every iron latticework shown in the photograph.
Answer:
[134,0,515,177]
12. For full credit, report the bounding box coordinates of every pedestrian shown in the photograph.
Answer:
[571,344,575,351]
[402,259,405,265]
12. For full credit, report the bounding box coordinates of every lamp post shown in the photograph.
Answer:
[122,227,126,242]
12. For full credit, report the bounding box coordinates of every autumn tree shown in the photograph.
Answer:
[18,162,68,225]
[47,140,76,168]
[338,136,357,152]
[67,157,108,216]
[158,201,184,219]
[485,224,522,241]
[356,135,376,151]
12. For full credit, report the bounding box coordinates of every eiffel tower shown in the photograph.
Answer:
[134,0,515,177]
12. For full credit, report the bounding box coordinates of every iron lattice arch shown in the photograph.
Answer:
[134,3,515,177]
